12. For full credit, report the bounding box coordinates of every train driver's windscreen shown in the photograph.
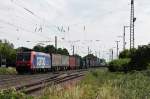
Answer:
[17,53,31,61]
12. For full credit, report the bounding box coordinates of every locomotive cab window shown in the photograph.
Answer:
[17,53,31,61]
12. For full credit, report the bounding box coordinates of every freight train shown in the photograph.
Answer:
[16,51,105,73]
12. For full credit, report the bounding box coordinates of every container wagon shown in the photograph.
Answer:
[51,54,62,71]
[69,56,76,70]
[75,56,80,69]
[69,56,81,69]
[51,54,69,71]
[83,57,102,68]
[61,55,69,70]
[83,58,90,68]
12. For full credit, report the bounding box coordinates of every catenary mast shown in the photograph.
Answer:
[130,0,136,50]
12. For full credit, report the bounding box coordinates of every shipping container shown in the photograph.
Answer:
[61,55,69,66]
[90,59,94,67]
[84,58,90,67]
[92,58,97,67]
[69,56,76,69]
[52,54,62,67]
[85,57,97,67]
[75,57,80,67]
[96,58,101,66]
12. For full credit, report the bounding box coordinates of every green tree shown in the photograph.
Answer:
[56,48,63,54]
[33,45,69,55]
[7,49,16,66]
[33,45,44,52]
[83,54,97,60]
[17,47,32,52]
[56,48,69,55]
[130,45,150,70]
[44,45,56,54]
[0,40,16,67]
[119,48,136,59]
[61,48,69,55]
[119,49,131,58]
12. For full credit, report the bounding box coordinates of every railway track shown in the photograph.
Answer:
[0,70,85,87]
[0,69,88,95]
[18,71,85,94]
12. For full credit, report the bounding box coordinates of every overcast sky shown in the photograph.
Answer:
[0,0,150,60]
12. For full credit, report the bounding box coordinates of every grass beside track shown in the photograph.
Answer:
[0,67,17,75]
[2,69,150,99]
[39,69,150,99]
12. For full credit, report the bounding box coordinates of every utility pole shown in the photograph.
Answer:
[109,49,113,61]
[55,36,57,50]
[130,0,136,50]
[72,45,75,55]
[111,49,113,61]
[95,51,97,57]
[123,26,130,51]
[116,41,120,58]
[88,46,90,55]
[99,51,101,58]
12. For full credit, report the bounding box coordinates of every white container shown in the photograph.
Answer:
[61,55,69,67]
[52,54,62,67]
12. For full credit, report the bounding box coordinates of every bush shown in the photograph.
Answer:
[108,58,131,72]
[130,45,150,70]
[0,67,17,74]
[119,49,131,58]
[0,88,33,99]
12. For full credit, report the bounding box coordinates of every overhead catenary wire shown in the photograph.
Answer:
[11,0,89,39]
[1,1,108,57]
[0,19,50,39]
[0,3,60,39]
[10,0,62,33]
